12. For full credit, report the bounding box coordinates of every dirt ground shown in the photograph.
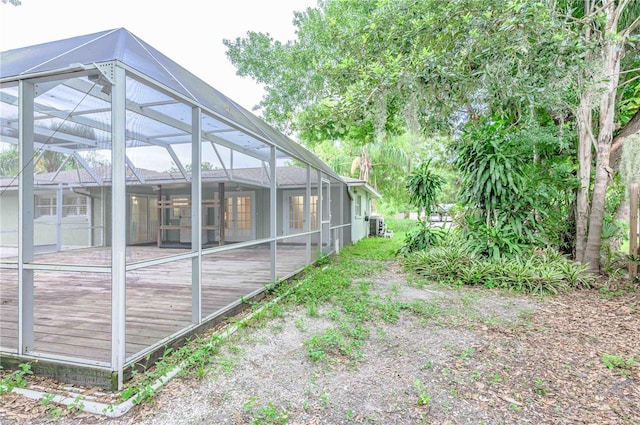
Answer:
[1,260,639,425]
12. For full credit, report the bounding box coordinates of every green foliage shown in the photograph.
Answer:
[40,393,62,420]
[384,218,417,235]
[244,397,290,425]
[406,159,444,217]
[396,221,447,256]
[0,363,32,395]
[225,0,638,264]
[401,237,594,295]
[462,213,528,260]
[456,120,526,212]
[225,0,584,138]
[67,395,85,413]
[601,353,637,375]
[413,380,432,406]
[0,146,19,177]
[455,117,578,258]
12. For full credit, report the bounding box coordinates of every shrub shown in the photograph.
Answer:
[402,245,594,295]
[396,221,447,256]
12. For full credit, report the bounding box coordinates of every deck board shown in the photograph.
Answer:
[0,244,308,363]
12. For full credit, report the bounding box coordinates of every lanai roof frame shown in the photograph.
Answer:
[0,28,347,390]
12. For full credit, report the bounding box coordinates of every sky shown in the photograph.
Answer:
[0,0,318,113]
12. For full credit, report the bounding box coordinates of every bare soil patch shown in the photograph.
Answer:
[1,260,639,424]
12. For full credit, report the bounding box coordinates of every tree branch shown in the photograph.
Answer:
[612,108,640,153]
[617,73,640,90]
[620,14,640,40]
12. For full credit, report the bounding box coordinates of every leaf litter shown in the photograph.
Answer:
[1,260,639,424]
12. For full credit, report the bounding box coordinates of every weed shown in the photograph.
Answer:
[488,373,503,385]
[346,408,355,420]
[533,377,549,395]
[294,317,307,332]
[601,353,637,374]
[458,347,476,360]
[271,323,284,334]
[420,360,433,370]
[509,402,523,412]
[67,394,85,412]
[195,365,209,379]
[40,393,62,419]
[216,353,241,375]
[0,363,32,395]
[320,390,330,406]
[244,398,289,425]
[413,380,432,406]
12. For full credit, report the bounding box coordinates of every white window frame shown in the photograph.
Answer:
[355,194,362,218]
[35,193,89,218]
[35,195,56,218]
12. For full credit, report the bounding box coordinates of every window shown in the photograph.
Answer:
[63,195,87,216]
[289,195,304,230]
[35,195,56,217]
[35,194,87,218]
[236,196,252,229]
[171,197,190,218]
[355,195,362,217]
[288,195,318,230]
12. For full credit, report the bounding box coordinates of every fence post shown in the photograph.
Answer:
[630,183,639,281]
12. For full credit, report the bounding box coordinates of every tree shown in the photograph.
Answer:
[406,160,444,221]
[0,145,19,177]
[225,0,640,271]
[572,0,640,272]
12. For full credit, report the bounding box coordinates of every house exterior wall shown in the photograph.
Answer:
[0,190,95,249]
[0,191,18,247]
[350,187,372,243]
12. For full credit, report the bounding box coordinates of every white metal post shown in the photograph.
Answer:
[56,184,63,251]
[339,182,344,252]
[317,170,322,255]
[110,65,127,390]
[305,165,311,263]
[191,107,202,323]
[270,147,277,282]
[18,79,35,354]
[327,178,331,253]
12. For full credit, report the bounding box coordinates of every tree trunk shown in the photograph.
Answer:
[583,148,612,272]
[574,0,595,263]
[581,0,622,273]
[575,93,594,262]
[359,146,371,182]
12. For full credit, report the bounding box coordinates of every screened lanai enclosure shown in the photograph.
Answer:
[0,28,355,390]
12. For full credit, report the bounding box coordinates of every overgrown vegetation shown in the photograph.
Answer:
[400,231,594,295]
[226,0,640,274]
[0,363,32,395]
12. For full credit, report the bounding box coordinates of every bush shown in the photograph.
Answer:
[395,221,447,256]
[401,245,594,295]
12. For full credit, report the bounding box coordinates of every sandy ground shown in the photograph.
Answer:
[1,260,639,424]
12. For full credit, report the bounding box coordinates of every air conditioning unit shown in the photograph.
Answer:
[369,215,385,237]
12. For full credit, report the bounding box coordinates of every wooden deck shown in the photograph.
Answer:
[0,244,311,366]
